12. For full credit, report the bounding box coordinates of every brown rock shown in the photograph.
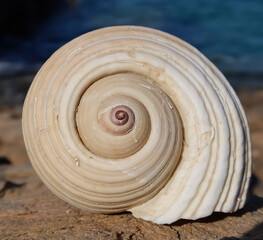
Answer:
[0,89,263,239]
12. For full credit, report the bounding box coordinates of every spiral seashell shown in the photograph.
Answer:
[22,26,251,224]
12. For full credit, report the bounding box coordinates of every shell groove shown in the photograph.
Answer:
[22,26,251,224]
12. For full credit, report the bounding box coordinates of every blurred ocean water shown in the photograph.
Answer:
[0,0,262,88]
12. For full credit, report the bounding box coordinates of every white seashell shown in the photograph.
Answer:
[22,26,251,224]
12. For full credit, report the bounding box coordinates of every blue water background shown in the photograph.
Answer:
[1,0,263,87]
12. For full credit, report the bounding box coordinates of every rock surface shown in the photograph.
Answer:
[0,90,263,240]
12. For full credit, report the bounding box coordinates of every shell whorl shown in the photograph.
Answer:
[22,26,251,224]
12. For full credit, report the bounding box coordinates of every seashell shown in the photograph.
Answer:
[22,26,251,224]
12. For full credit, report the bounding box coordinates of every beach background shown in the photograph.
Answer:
[0,0,263,239]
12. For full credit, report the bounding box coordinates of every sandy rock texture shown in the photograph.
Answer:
[0,89,263,240]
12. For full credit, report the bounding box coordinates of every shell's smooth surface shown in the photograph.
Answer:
[22,26,251,224]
